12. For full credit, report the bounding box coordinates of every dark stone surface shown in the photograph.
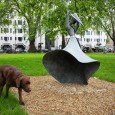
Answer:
[43,50,100,84]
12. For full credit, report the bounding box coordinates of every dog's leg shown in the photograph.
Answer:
[5,84,10,97]
[0,82,5,96]
[0,85,5,96]
[0,86,3,96]
[18,88,25,105]
[0,73,5,96]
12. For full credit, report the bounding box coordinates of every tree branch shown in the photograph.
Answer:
[13,0,29,24]
[109,10,115,37]
[102,23,113,40]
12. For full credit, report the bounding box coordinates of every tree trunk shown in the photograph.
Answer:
[45,34,51,51]
[62,34,65,49]
[28,39,37,52]
[113,40,115,52]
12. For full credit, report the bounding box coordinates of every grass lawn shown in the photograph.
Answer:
[0,53,114,82]
[0,53,48,76]
[0,53,47,115]
[0,52,114,114]
[0,88,28,115]
[88,53,115,82]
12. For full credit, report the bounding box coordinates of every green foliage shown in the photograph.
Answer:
[12,0,49,41]
[106,37,110,44]
[0,0,114,43]
[63,0,115,44]
[42,0,68,39]
[0,0,12,25]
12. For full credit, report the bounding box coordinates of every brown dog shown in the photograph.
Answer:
[0,65,31,105]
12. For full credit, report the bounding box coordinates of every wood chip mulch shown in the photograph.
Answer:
[12,76,115,115]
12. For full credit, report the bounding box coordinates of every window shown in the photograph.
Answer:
[96,31,100,35]
[15,20,17,25]
[10,37,12,40]
[18,37,22,41]
[86,31,90,35]
[50,40,55,47]
[97,39,100,42]
[15,37,17,40]
[4,37,8,41]
[18,20,22,25]
[1,37,3,40]
[10,28,12,33]
[18,29,22,33]
[1,28,3,33]
[45,37,55,49]
[4,28,9,33]
[86,38,90,42]
[24,37,26,40]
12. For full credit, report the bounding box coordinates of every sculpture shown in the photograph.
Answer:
[43,10,100,84]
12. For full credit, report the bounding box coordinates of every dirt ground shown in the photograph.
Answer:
[12,76,115,115]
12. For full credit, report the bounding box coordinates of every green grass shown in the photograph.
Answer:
[0,53,47,115]
[0,52,114,114]
[0,53,48,76]
[0,88,27,115]
[0,53,114,82]
[88,53,115,82]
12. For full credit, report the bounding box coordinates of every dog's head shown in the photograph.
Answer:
[16,76,31,92]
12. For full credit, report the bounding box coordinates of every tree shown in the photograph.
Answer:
[0,0,12,25]
[68,0,115,51]
[12,0,49,52]
[94,0,115,52]
[42,0,69,49]
[11,0,114,52]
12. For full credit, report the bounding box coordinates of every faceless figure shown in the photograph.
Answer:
[66,10,82,36]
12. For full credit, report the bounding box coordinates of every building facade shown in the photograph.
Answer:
[77,30,107,48]
[0,14,107,52]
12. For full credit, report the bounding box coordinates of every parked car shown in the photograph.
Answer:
[107,47,113,52]
[94,46,112,52]
[4,47,12,53]
[98,46,105,52]
[82,46,90,52]
[16,48,24,53]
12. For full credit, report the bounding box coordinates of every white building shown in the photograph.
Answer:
[0,14,107,52]
[76,30,107,48]
[0,14,29,52]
